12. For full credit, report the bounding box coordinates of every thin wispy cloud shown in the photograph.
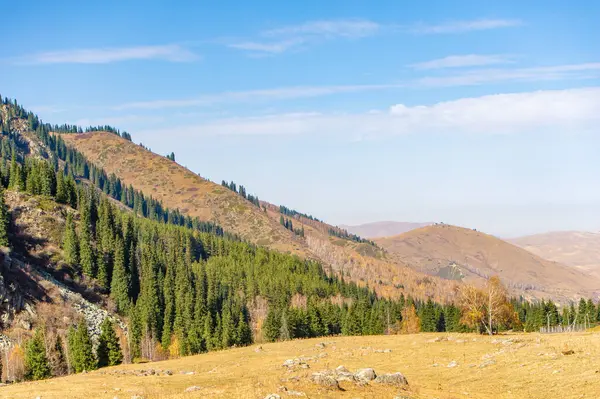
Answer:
[412,18,522,34]
[115,84,403,110]
[228,39,305,54]
[115,61,600,110]
[410,54,516,70]
[16,44,198,65]
[229,19,380,55]
[139,87,600,139]
[416,62,600,87]
[263,19,380,38]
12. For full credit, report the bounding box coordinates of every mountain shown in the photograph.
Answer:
[375,224,600,301]
[340,221,433,238]
[509,231,600,277]
[58,131,457,303]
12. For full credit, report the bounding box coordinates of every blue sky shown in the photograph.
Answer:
[2,0,600,237]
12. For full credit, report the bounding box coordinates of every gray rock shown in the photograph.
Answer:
[310,373,341,390]
[264,395,281,399]
[354,368,377,383]
[447,361,458,368]
[335,365,349,373]
[184,386,202,392]
[336,372,356,382]
[479,359,496,368]
[374,372,408,386]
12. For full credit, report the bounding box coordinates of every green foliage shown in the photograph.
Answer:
[62,213,79,265]
[25,329,51,381]
[68,320,97,373]
[96,318,123,367]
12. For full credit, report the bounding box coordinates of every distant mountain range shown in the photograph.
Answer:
[340,221,433,238]
[509,231,600,278]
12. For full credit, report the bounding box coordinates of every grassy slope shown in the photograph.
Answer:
[4,332,599,399]
[509,231,600,277]
[60,132,304,255]
[376,224,600,300]
[59,132,458,302]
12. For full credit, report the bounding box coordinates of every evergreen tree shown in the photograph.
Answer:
[62,213,79,266]
[69,320,96,372]
[0,185,10,247]
[263,308,281,342]
[110,237,130,314]
[96,318,123,367]
[25,329,51,381]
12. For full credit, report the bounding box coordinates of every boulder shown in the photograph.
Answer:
[264,395,281,399]
[354,368,377,383]
[184,386,202,392]
[374,372,408,386]
[310,372,341,390]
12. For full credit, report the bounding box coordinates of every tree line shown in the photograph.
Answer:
[221,180,260,207]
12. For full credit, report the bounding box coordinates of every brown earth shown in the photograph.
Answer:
[341,221,433,238]
[375,224,600,301]
[509,231,600,278]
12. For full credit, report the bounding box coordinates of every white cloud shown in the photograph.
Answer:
[412,18,522,34]
[229,19,380,55]
[410,54,515,70]
[17,44,198,65]
[227,39,305,54]
[263,19,380,38]
[416,63,600,87]
[138,88,600,139]
[115,84,403,110]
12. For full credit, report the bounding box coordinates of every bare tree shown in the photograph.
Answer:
[459,276,516,335]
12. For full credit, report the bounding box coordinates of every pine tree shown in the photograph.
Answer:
[70,320,96,372]
[110,237,130,314]
[0,185,10,247]
[24,329,51,381]
[263,308,281,342]
[62,213,79,265]
[79,227,95,278]
[96,318,123,367]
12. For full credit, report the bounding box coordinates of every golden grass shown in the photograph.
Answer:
[4,332,599,399]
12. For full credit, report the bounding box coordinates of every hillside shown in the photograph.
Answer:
[60,132,303,255]
[510,231,600,277]
[58,131,458,302]
[375,224,600,300]
[3,332,599,399]
[341,221,433,238]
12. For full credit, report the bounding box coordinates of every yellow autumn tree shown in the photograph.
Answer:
[459,276,516,335]
[400,304,421,334]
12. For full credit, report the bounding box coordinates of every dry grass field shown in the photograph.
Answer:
[3,332,599,399]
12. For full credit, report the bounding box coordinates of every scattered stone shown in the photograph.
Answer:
[335,365,349,373]
[131,396,143,399]
[310,373,341,390]
[354,368,377,383]
[373,348,392,353]
[374,372,408,386]
[180,371,195,375]
[479,359,496,368]
[282,358,310,369]
[164,370,173,376]
[336,371,356,382]
[255,346,264,353]
[264,395,281,399]
[315,342,326,349]
[562,349,575,356]
[447,361,458,368]
[432,363,439,367]
[185,386,202,392]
